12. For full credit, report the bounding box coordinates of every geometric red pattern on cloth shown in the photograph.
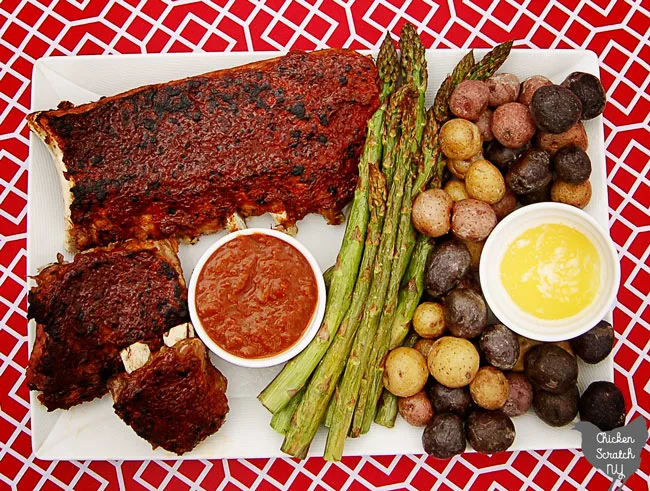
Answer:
[1,1,649,489]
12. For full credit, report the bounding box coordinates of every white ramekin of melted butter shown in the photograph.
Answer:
[481,203,620,342]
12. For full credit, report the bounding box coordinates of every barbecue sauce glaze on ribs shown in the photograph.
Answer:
[109,338,229,455]
[26,240,189,411]
[27,49,380,251]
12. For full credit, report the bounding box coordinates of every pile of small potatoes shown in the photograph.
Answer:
[381,236,624,457]
[411,71,607,244]
[389,67,624,457]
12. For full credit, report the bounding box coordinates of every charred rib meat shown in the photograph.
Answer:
[27,50,379,251]
[26,240,188,411]
[108,338,228,455]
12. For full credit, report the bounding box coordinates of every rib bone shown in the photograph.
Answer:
[226,212,247,232]
[270,211,298,236]
[120,342,151,374]
[163,322,194,347]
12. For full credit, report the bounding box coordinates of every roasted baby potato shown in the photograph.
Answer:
[551,179,592,209]
[413,302,446,339]
[383,347,429,397]
[492,102,537,148]
[579,381,626,431]
[569,320,614,364]
[466,409,516,454]
[465,159,506,205]
[427,381,474,418]
[422,413,466,459]
[428,336,480,388]
[534,385,579,427]
[398,391,434,427]
[412,189,453,238]
[451,199,497,242]
[525,344,578,394]
[440,119,483,160]
[424,240,472,298]
[502,372,533,417]
[479,323,519,370]
[530,85,582,134]
[444,288,488,339]
[449,80,490,121]
[469,366,509,410]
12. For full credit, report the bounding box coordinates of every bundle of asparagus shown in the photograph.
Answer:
[258,24,513,460]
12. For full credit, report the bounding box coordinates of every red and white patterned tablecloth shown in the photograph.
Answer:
[1,1,648,490]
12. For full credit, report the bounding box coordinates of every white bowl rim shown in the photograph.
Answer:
[479,202,621,342]
[187,227,326,368]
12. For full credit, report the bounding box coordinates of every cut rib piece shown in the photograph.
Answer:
[27,49,379,251]
[108,338,229,455]
[26,239,189,411]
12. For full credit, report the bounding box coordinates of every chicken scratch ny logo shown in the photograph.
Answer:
[574,417,648,490]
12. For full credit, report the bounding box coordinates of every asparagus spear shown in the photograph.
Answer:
[354,40,430,432]
[323,384,337,428]
[377,34,400,105]
[388,113,443,351]
[270,389,303,435]
[467,40,513,81]
[258,38,400,414]
[399,23,427,143]
[374,331,419,428]
[352,110,421,437]
[380,86,408,189]
[280,164,387,458]
[324,92,416,461]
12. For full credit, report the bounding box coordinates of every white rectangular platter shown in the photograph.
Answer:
[27,49,612,460]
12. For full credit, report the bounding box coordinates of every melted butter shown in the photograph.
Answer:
[500,223,601,320]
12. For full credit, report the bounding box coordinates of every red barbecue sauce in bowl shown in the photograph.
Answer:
[194,233,318,359]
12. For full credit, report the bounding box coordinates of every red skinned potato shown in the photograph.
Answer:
[398,391,434,427]
[502,372,534,417]
[491,188,518,220]
[537,122,588,157]
[451,199,497,242]
[519,75,553,106]
[476,109,494,142]
[449,80,490,121]
[412,189,453,238]
[486,73,520,107]
[492,102,537,149]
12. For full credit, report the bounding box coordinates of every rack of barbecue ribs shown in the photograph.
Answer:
[109,325,229,455]
[26,239,189,411]
[26,49,380,251]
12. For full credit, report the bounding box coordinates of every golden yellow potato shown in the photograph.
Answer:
[444,180,470,202]
[460,239,485,270]
[440,119,482,160]
[465,159,506,204]
[428,336,480,388]
[447,152,483,180]
[469,366,509,410]
[551,179,592,209]
[413,302,446,339]
[383,347,429,397]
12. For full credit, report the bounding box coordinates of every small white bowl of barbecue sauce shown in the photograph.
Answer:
[480,203,620,342]
[188,228,326,368]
